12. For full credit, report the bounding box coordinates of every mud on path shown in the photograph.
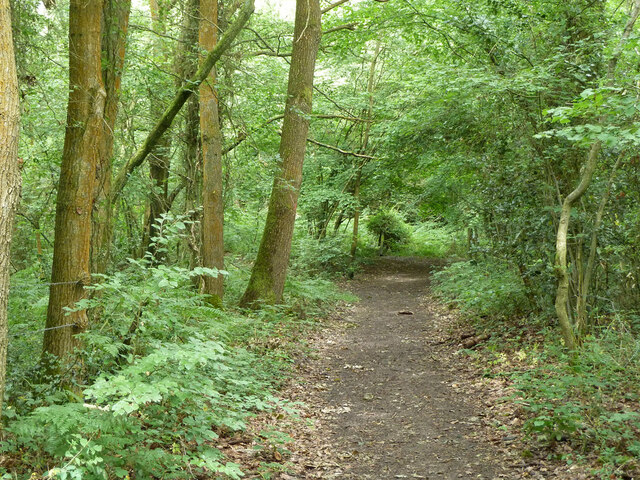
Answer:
[277,257,516,479]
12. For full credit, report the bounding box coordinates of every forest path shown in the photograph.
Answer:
[281,257,514,479]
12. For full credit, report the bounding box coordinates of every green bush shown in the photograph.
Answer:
[432,259,529,318]
[397,220,465,258]
[365,210,411,252]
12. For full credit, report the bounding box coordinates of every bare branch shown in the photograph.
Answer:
[321,0,350,14]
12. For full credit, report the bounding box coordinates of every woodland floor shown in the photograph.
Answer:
[222,257,591,479]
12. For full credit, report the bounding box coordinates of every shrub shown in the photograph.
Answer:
[431,259,529,318]
[397,220,465,258]
[365,210,411,252]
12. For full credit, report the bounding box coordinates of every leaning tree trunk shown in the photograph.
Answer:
[554,0,640,350]
[200,0,225,305]
[43,0,106,370]
[239,0,322,307]
[0,0,21,422]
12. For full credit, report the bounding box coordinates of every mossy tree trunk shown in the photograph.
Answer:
[43,0,106,370]
[90,0,131,277]
[200,0,225,305]
[0,0,21,421]
[239,0,322,307]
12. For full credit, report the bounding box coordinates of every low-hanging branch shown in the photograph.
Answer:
[111,0,255,199]
[306,137,377,159]
[221,113,370,155]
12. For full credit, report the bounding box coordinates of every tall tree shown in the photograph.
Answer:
[141,0,176,260]
[91,0,131,277]
[350,41,382,262]
[199,0,225,304]
[43,0,105,368]
[0,0,21,420]
[239,0,322,306]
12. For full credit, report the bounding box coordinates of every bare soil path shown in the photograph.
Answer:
[294,256,510,479]
[227,257,587,478]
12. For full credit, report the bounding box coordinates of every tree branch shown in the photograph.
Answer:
[321,0,350,14]
[306,137,376,159]
[111,0,255,199]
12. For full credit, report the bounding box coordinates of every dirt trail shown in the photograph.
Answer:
[288,257,513,479]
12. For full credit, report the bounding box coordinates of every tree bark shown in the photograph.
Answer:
[0,0,21,422]
[200,0,225,305]
[239,0,322,307]
[90,0,131,277]
[43,0,106,369]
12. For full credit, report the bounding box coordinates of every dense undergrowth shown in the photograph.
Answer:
[432,249,640,478]
[6,211,640,479]
[2,218,356,480]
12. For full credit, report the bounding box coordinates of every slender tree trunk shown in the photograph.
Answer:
[575,155,622,333]
[349,166,361,259]
[239,0,322,306]
[553,0,640,350]
[350,42,380,262]
[91,0,131,277]
[142,0,174,260]
[179,0,201,271]
[200,0,225,304]
[0,0,21,422]
[43,0,106,369]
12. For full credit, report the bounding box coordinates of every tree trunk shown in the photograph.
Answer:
[349,166,361,259]
[43,0,106,370]
[239,0,322,307]
[575,155,622,334]
[179,0,201,271]
[141,0,174,261]
[91,0,131,277]
[0,0,21,422]
[553,0,640,350]
[350,42,380,262]
[200,0,225,305]
[110,0,254,200]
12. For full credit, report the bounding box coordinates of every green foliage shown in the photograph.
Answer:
[432,259,529,318]
[397,220,465,258]
[2,245,349,479]
[365,210,411,252]
[513,328,640,477]
[290,228,353,275]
